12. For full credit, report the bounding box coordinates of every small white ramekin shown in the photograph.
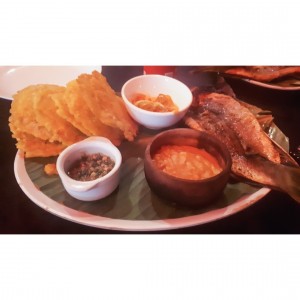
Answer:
[56,137,122,201]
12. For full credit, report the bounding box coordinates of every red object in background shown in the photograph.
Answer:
[143,66,176,77]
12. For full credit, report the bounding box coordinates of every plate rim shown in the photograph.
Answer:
[243,78,300,91]
[0,66,102,100]
[14,150,270,232]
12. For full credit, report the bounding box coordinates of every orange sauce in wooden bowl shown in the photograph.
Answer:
[153,145,222,180]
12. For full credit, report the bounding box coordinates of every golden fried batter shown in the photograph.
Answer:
[33,87,86,145]
[14,132,66,158]
[44,163,58,175]
[9,85,55,142]
[63,79,124,145]
[76,71,138,141]
[9,71,138,158]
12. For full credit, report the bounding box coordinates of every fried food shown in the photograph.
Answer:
[224,66,300,82]
[198,92,280,163]
[44,163,58,175]
[51,90,90,136]
[9,84,85,157]
[14,132,65,158]
[185,91,300,202]
[193,66,300,83]
[9,71,138,158]
[62,77,124,145]
[9,85,56,142]
[72,71,138,142]
[52,71,138,145]
[32,85,86,145]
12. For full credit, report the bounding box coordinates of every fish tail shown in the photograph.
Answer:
[243,156,300,203]
[272,164,300,203]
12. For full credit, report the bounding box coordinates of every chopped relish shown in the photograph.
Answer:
[130,93,178,113]
[67,153,115,181]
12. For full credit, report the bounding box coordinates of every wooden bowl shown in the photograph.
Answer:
[144,128,232,207]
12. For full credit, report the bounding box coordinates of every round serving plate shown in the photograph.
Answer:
[0,66,102,100]
[243,78,300,91]
[14,128,271,232]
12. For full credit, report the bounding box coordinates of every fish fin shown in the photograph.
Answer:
[252,157,300,203]
[276,164,300,203]
[184,115,204,132]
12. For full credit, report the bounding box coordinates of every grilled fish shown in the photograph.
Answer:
[193,66,300,83]
[185,92,300,202]
[225,66,300,82]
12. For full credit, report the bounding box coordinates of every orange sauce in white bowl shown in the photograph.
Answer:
[130,93,178,113]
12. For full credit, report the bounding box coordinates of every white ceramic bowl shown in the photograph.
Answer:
[121,74,193,130]
[56,137,122,201]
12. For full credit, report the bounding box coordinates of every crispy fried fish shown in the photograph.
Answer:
[199,93,280,163]
[185,92,300,202]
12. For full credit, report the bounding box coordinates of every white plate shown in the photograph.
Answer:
[14,150,270,232]
[243,78,300,91]
[0,66,102,100]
